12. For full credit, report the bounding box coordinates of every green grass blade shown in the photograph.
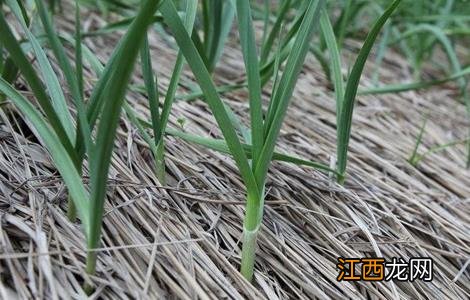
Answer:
[310,45,331,83]
[261,0,270,48]
[124,106,335,174]
[0,41,3,74]
[7,0,75,142]
[262,3,309,129]
[360,66,470,95]
[123,102,159,156]
[255,0,325,186]
[0,77,90,233]
[140,35,160,140]
[175,82,245,101]
[154,0,198,182]
[82,15,163,37]
[259,2,307,87]
[164,127,337,174]
[191,26,210,69]
[0,65,18,103]
[397,24,470,142]
[413,139,470,166]
[270,27,284,100]
[87,0,161,270]
[334,0,352,50]
[201,0,210,55]
[33,0,93,157]
[72,5,85,217]
[416,0,454,68]
[397,24,465,87]
[259,37,293,86]
[205,0,222,72]
[260,0,291,65]
[0,55,20,103]
[56,33,104,79]
[212,1,235,71]
[159,0,259,198]
[85,53,116,127]
[75,1,84,101]
[200,0,234,72]
[371,23,391,85]
[336,0,402,183]
[182,79,251,142]
[235,0,264,164]
[408,115,428,166]
[198,0,235,73]
[0,12,77,161]
[320,9,344,125]
[158,0,198,143]
[263,26,285,135]
[401,15,470,22]
[0,0,28,89]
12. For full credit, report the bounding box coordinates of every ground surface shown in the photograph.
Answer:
[0,5,469,300]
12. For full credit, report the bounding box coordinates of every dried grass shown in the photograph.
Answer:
[0,5,469,299]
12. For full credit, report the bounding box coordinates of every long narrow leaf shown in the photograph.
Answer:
[409,116,428,165]
[158,0,198,142]
[7,0,75,142]
[336,0,402,182]
[140,35,160,140]
[359,66,470,95]
[0,13,77,162]
[413,139,470,166]
[88,0,161,251]
[165,127,338,175]
[205,0,222,72]
[235,0,264,165]
[320,9,344,125]
[33,0,93,157]
[212,1,236,71]
[75,1,84,103]
[127,106,338,175]
[159,0,260,198]
[0,78,90,233]
[255,0,325,185]
[260,0,291,64]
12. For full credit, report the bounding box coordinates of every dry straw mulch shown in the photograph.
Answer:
[1,6,469,300]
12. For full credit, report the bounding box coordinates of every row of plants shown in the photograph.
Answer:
[89,0,470,168]
[3,0,468,293]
